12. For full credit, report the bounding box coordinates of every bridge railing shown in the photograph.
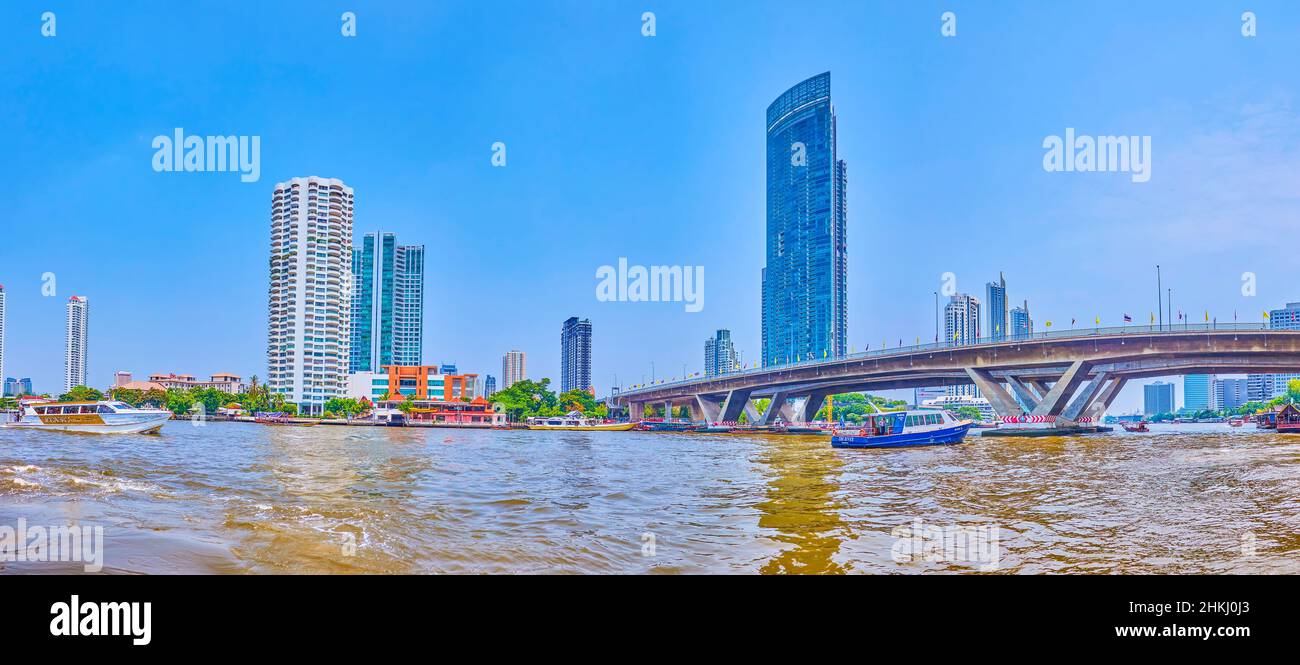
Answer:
[620,322,1278,396]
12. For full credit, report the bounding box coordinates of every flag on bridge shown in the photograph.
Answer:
[1150,312,1155,324]
[1264,310,1271,320]
[1123,314,1132,323]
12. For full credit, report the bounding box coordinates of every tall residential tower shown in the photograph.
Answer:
[65,296,88,392]
[945,294,980,397]
[704,329,738,377]
[986,273,1008,341]
[350,232,425,372]
[762,72,847,366]
[267,177,354,416]
[560,317,592,393]
[502,350,526,389]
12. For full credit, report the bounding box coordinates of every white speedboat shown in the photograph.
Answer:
[524,411,635,431]
[2,401,171,434]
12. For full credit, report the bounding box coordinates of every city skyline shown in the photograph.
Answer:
[5,2,1300,415]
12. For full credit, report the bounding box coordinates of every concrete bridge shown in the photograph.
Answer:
[612,324,1300,426]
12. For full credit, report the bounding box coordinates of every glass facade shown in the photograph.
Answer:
[560,317,592,393]
[986,273,1008,341]
[350,232,424,372]
[1183,374,1214,411]
[762,72,847,366]
[1144,382,1174,415]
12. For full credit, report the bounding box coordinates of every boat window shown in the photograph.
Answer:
[79,405,97,414]
[98,405,116,414]
[35,406,49,415]
[63,406,81,415]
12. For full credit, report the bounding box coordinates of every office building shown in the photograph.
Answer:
[65,296,88,392]
[560,317,592,393]
[1215,378,1248,411]
[347,366,479,402]
[762,72,847,366]
[986,273,1008,341]
[350,232,425,373]
[482,375,496,398]
[267,176,354,416]
[1010,300,1033,340]
[1144,381,1175,416]
[1184,374,1215,411]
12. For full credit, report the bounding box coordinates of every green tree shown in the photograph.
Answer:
[165,390,195,415]
[488,379,558,422]
[955,406,983,422]
[59,386,104,402]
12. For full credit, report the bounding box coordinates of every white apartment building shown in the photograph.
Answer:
[502,350,526,389]
[267,177,354,416]
[65,296,89,392]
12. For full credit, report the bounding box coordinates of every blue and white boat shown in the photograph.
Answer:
[831,409,973,449]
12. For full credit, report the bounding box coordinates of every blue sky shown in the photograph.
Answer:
[2,1,1298,413]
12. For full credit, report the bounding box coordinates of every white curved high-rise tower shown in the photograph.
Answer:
[267,177,354,416]
[65,296,88,392]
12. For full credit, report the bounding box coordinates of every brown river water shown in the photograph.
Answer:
[2,421,1298,574]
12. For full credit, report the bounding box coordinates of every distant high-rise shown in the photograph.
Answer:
[0,285,6,392]
[65,296,89,392]
[704,329,738,377]
[502,350,526,389]
[945,294,980,397]
[1248,302,1300,401]
[483,375,496,398]
[1184,374,1215,411]
[560,317,592,393]
[762,72,847,366]
[1215,378,1248,411]
[945,294,981,345]
[350,232,425,372]
[267,176,354,416]
[985,273,1008,341]
[1010,300,1033,340]
[1144,381,1175,416]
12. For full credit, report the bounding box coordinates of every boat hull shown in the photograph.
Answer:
[832,423,972,449]
[2,413,170,435]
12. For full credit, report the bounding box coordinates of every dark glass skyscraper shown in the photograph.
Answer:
[762,72,847,366]
[350,232,425,372]
[560,316,592,393]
